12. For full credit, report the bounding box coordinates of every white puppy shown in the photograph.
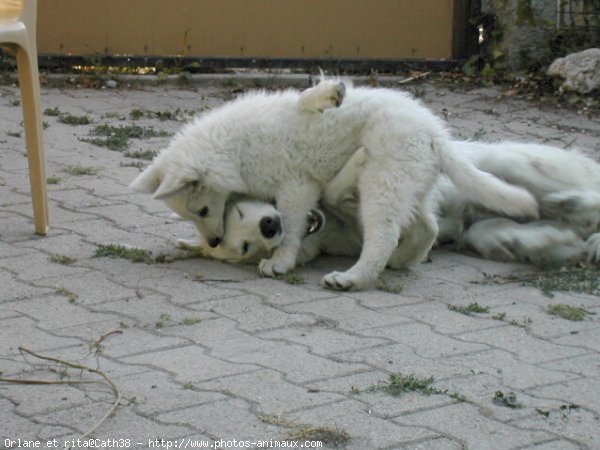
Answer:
[131,81,537,290]
[192,142,600,269]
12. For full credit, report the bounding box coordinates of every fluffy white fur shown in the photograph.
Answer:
[131,81,537,290]
[437,141,600,265]
[198,141,600,269]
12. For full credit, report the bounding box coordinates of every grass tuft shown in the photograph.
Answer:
[56,286,78,302]
[548,304,589,321]
[370,373,438,397]
[285,426,349,448]
[65,165,98,176]
[80,124,171,151]
[58,113,93,125]
[276,272,305,285]
[94,244,155,264]
[49,254,77,265]
[448,302,490,315]
[123,149,157,160]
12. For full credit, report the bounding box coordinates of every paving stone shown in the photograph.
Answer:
[121,345,262,383]
[192,294,317,332]
[196,369,345,415]
[397,402,551,449]
[360,322,489,358]
[292,399,438,449]
[539,353,600,378]
[1,316,83,356]
[441,349,573,390]
[287,296,414,331]
[0,269,56,301]
[116,370,229,415]
[156,398,282,442]
[228,342,370,384]
[259,326,389,356]
[455,325,587,364]
[93,294,217,330]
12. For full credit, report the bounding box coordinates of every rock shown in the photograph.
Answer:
[547,48,600,94]
[104,79,118,89]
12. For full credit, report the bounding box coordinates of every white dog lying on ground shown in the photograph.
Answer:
[130,80,537,290]
[188,141,600,269]
[438,141,600,265]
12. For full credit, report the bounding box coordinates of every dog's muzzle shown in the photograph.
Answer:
[260,216,282,238]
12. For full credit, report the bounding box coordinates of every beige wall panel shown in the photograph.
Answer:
[38,0,458,60]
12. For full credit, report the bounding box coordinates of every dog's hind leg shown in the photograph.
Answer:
[297,80,346,113]
[584,233,600,263]
[322,147,368,216]
[464,218,584,266]
[387,209,439,270]
[322,167,428,290]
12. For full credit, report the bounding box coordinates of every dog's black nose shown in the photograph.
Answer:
[208,237,221,247]
[260,216,281,238]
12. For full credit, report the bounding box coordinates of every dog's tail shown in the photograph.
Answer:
[436,138,539,218]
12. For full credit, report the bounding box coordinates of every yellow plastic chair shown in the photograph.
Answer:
[0,0,48,235]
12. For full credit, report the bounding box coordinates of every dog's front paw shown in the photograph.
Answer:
[177,238,205,252]
[321,271,362,291]
[258,255,295,278]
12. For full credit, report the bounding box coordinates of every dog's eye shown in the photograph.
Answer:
[242,241,250,255]
[196,206,209,217]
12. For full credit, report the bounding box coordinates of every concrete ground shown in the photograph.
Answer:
[1,75,599,450]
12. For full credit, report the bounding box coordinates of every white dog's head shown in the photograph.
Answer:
[130,149,246,247]
[209,200,326,264]
[215,200,285,263]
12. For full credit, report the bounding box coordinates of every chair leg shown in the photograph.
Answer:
[16,45,49,235]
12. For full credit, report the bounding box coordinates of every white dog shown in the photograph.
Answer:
[130,81,537,290]
[437,141,600,265]
[193,141,600,269]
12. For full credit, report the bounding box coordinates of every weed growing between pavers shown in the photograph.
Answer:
[56,286,78,302]
[94,244,155,264]
[361,373,468,404]
[46,177,62,184]
[448,302,490,315]
[44,107,93,125]
[65,165,98,176]
[120,161,146,169]
[275,272,305,285]
[480,265,600,297]
[285,426,350,448]
[548,304,590,321]
[80,124,171,151]
[49,254,77,265]
[123,149,157,160]
[369,373,440,396]
[129,108,196,122]
[58,113,93,126]
[43,106,61,116]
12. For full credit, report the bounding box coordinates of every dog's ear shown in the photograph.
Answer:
[129,163,161,194]
[153,171,198,200]
[130,163,201,200]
